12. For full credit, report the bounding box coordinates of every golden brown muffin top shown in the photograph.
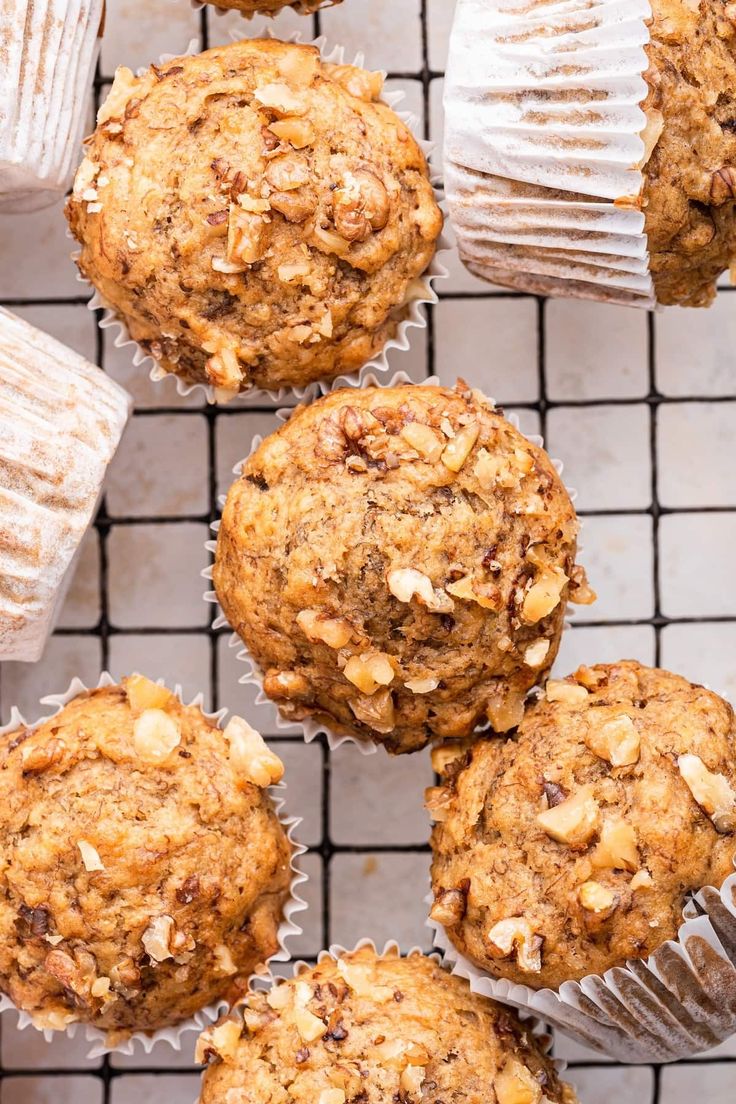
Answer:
[66,38,441,395]
[0,677,291,1035]
[214,381,593,754]
[197,946,578,1104]
[643,0,736,304]
[430,661,736,990]
[205,0,339,11]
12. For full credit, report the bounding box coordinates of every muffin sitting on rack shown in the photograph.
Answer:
[0,677,293,1037]
[214,380,594,754]
[66,38,441,399]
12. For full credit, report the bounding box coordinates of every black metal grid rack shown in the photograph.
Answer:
[0,3,735,1102]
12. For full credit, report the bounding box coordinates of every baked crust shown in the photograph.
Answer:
[204,0,340,11]
[430,660,736,990]
[0,680,292,1035]
[65,39,441,395]
[643,0,736,305]
[197,946,578,1104]
[213,382,592,754]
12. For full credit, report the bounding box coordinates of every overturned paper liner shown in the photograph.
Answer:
[203,370,584,756]
[430,831,736,1063]
[0,0,104,212]
[0,671,309,1060]
[78,31,447,407]
[444,0,657,308]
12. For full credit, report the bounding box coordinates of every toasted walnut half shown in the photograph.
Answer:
[494,1057,543,1104]
[578,881,619,917]
[387,567,454,614]
[195,1018,242,1064]
[223,716,284,788]
[429,886,467,925]
[678,754,736,833]
[592,818,639,872]
[584,714,641,768]
[537,785,600,849]
[132,709,181,764]
[487,917,542,974]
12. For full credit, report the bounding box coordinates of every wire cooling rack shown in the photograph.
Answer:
[0,2,735,1102]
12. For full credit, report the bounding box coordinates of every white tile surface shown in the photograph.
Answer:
[546,300,649,400]
[107,522,210,628]
[569,514,655,624]
[0,636,102,725]
[656,298,736,396]
[657,402,736,507]
[660,1063,733,1104]
[435,297,539,403]
[568,1066,654,1104]
[330,741,433,845]
[1,1077,102,1104]
[325,0,423,72]
[0,200,82,298]
[107,414,209,517]
[57,530,101,630]
[329,851,432,952]
[660,513,736,618]
[660,622,736,702]
[107,632,213,709]
[553,623,656,675]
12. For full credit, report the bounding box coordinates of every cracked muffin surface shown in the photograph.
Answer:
[213,381,593,755]
[196,945,578,1104]
[0,677,292,1036]
[65,38,441,397]
[429,660,736,990]
[642,0,736,305]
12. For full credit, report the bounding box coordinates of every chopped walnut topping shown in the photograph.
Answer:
[349,688,395,733]
[227,205,269,266]
[326,63,384,101]
[523,640,550,669]
[265,152,310,192]
[441,423,480,473]
[77,840,105,872]
[405,676,439,694]
[90,977,113,1002]
[521,568,568,623]
[213,944,237,975]
[142,915,174,963]
[263,669,310,700]
[545,680,589,705]
[336,958,394,1002]
[639,108,665,168]
[294,983,326,1042]
[487,918,542,974]
[446,574,498,609]
[568,563,597,606]
[387,567,454,614]
[195,1018,242,1064]
[494,1057,543,1104]
[297,609,353,649]
[630,869,654,891]
[277,261,311,283]
[678,754,736,833]
[132,709,181,764]
[344,652,395,695]
[319,1091,346,1104]
[223,716,284,788]
[474,449,519,492]
[487,690,526,733]
[211,256,248,275]
[333,170,390,242]
[21,739,65,774]
[124,674,172,714]
[205,347,243,395]
[424,785,453,823]
[254,82,308,116]
[584,714,641,767]
[578,881,619,917]
[268,117,315,149]
[431,743,469,776]
[399,421,444,462]
[400,1064,425,1099]
[536,785,600,848]
[592,818,639,872]
[430,887,467,925]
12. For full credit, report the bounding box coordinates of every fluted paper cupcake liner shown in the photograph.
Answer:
[430,803,736,1061]
[0,671,309,1059]
[444,0,658,307]
[0,0,103,212]
[187,0,341,17]
[0,307,131,663]
[78,32,447,406]
[204,370,582,754]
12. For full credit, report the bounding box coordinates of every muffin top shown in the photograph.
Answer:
[196,945,578,1104]
[429,661,736,990]
[205,0,338,11]
[213,381,592,754]
[65,39,441,396]
[0,677,292,1035]
[643,0,736,305]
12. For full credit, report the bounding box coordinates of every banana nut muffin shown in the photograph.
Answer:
[65,39,441,398]
[641,0,736,305]
[196,945,578,1104]
[213,381,594,755]
[203,0,340,12]
[429,660,736,990]
[0,676,292,1036]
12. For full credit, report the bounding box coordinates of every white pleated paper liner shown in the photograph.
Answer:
[430,849,736,1063]
[188,0,341,16]
[0,0,104,213]
[444,0,658,308]
[0,671,309,1060]
[203,370,583,756]
[77,31,447,407]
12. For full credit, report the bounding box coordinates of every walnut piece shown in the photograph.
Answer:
[132,709,181,764]
[195,1018,242,1064]
[124,674,172,714]
[294,981,326,1042]
[494,1057,543,1104]
[584,714,641,767]
[21,739,65,774]
[630,869,654,891]
[268,118,315,149]
[77,840,105,873]
[405,676,439,694]
[326,63,384,102]
[522,568,568,623]
[487,917,542,974]
[399,421,444,462]
[446,573,498,610]
[536,785,600,848]
[227,206,268,266]
[429,887,467,925]
[441,423,480,473]
[348,689,395,733]
[545,680,589,705]
[333,169,390,241]
[263,669,310,700]
[297,609,353,649]
[223,716,284,788]
[592,818,639,872]
[678,754,736,833]
[400,1064,426,1100]
[523,640,550,669]
[578,881,619,917]
[142,915,174,963]
[254,82,308,116]
[387,567,454,614]
[344,652,395,695]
